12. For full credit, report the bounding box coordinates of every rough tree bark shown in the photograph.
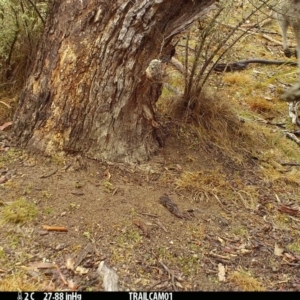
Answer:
[13,0,215,163]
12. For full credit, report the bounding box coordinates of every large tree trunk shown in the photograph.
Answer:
[13,0,215,163]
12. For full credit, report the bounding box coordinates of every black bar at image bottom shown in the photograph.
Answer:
[0,291,297,299]
[0,292,174,300]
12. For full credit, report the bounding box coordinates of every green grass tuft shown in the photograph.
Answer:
[1,198,38,224]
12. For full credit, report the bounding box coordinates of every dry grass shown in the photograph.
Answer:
[0,271,41,291]
[262,167,300,186]
[175,169,230,197]
[246,97,275,114]
[229,268,266,291]
[222,73,253,87]
[258,144,300,186]
[169,89,254,162]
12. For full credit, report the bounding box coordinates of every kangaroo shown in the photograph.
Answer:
[276,2,300,108]
[276,0,300,67]
[277,0,300,68]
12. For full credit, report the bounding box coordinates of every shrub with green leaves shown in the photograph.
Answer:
[0,0,48,89]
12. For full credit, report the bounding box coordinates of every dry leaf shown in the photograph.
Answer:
[274,243,284,256]
[43,280,56,292]
[222,247,235,254]
[134,278,142,285]
[236,243,246,250]
[0,121,12,131]
[75,266,89,275]
[67,279,78,291]
[66,257,75,270]
[217,236,225,244]
[240,248,252,254]
[218,263,226,282]
[278,205,299,216]
[284,252,296,261]
[0,176,8,184]
[293,254,300,261]
[133,219,150,238]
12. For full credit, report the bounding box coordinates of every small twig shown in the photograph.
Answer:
[237,192,248,209]
[63,164,72,171]
[209,251,231,261]
[273,279,290,285]
[279,162,300,166]
[282,262,300,267]
[155,219,168,232]
[212,193,230,213]
[40,168,58,178]
[170,57,190,75]
[71,191,84,196]
[240,17,273,29]
[220,21,287,46]
[140,212,159,218]
[163,83,182,95]
[176,44,196,52]
[212,193,223,207]
[25,0,45,24]
[148,280,169,290]
[275,193,281,203]
[285,132,300,145]
[159,261,177,291]
[55,264,68,286]
[218,235,240,243]
[0,101,12,109]
[261,32,290,46]
[289,215,300,223]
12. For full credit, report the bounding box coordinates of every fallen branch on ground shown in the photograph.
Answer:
[42,225,68,232]
[285,132,300,145]
[40,168,58,178]
[213,59,297,72]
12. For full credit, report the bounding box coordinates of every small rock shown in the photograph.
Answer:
[55,243,66,251]
[38,230,49,236]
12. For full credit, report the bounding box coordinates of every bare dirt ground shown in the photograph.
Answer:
[1,121,300,291]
